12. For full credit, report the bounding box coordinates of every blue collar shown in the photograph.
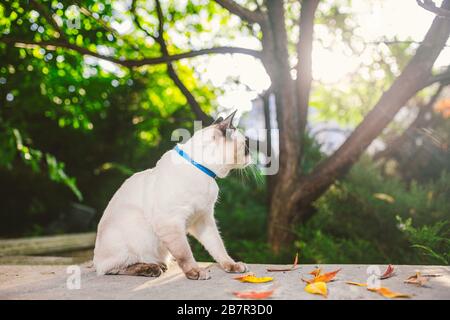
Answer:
[174,145,217,179]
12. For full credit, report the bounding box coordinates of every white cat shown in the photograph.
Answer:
[93,111,251,280]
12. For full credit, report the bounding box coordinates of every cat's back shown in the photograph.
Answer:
[99,168,155,222]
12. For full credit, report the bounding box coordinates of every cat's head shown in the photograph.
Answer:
[186,110,251,178]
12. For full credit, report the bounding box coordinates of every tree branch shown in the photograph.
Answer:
[0,37,262,67]
[214,0,267,24]
[373,83,446,161]
[296,0,320,167]
[417,0,450,18]
[292,0,450,206]
[152,0,212,124]
[427,67,450,86]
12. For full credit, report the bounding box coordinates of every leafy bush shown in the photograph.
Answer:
[397,217,450,265]
[295,160,450,265]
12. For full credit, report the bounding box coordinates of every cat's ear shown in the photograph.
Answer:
[212,116,223,125]
[216,110,237,134]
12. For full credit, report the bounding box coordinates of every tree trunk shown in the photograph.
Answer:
[264,0,301,253]
[265,0,450,252]
[296,0,320,161]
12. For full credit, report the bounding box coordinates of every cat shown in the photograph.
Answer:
[93,111,251,280]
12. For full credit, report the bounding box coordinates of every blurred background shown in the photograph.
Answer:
[0,0,449,265]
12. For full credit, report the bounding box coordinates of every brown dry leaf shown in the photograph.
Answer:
[368,287,412,299]
[233,289,275,300]
[267,252,299,272]
[380,264,395,279]
[346,281,367,287]
[404,272,429,286]
[304,281,327,298]
[235,275,273,283]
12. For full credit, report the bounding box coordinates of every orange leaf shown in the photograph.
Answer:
[380,264,395,279]
[434,99,450,118]
[309,267,322,277]
[233,289,275,300]
[435,99,450,112]
[304,281,327,297]
[236,275,273,283]
[346,281,367,287]
[233,273,254,280]
[368,287,411,299]
[301,277,313,284]
[404,272,429,286]
[313,268,341,283]
[267,252,299,272]
[302,268,340,284]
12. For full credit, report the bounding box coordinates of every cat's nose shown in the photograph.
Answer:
[245,137,250,155]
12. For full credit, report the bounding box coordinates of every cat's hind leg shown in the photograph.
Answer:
[107,262,167,277]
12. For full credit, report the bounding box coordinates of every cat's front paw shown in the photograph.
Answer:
[185,267,211,280]
[221,261,248,273]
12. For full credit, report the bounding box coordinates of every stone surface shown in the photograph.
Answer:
[1,263,449,300]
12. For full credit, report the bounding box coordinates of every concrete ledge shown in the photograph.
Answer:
[0,263,449,300]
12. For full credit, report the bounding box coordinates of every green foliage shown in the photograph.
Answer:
[46,153,82,201]
[295,160,450,265]
[0,0,219,236]
[397,217,450,265]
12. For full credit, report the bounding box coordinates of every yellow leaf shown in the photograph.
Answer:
[236,275,273,283]
[346,281,367,287]
[304,281,327,297]
[373,193,395,203]
[368,287,412,299]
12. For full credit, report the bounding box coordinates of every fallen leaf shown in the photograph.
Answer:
[314,268,341,283]
[404,272,429,286]
[346,281,367,287]
[267,252,299,272]
[373,193,395,203]
[233,273,254,280]
[233,289,275,300]
[368,287,411,299]
[309,267,322,277]
[303,268,341,284]
[236,275,274,283]
[304,281,327,297]
[380,264,395,279]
